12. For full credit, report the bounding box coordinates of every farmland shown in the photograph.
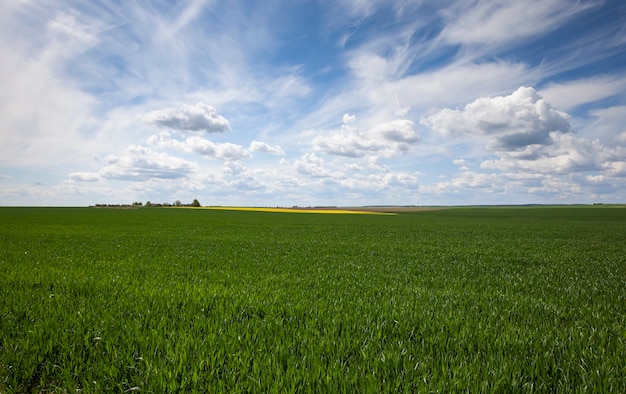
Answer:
[1,206,625,392]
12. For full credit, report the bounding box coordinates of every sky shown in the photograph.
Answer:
[1,0,626,207]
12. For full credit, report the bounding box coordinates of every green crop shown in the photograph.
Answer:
[1,206,625,392]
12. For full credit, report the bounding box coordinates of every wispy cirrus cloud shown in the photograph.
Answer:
[539,75,626,112]
[439,0,594,47]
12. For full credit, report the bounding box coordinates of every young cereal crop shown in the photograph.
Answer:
[0,206,625,392]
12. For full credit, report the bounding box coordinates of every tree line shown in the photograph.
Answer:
[143,199,201,207]
[94,199,201,208]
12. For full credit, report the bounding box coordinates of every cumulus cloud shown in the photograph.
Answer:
[186,137,251,161]
[604,161,626,178]
[419,85,626,201]
[479,133,625,175]
[249,141,285,155]
[294,153,336,177]
[422,86,571,152]
[69,172,100,182]
[342,113,356,124]
[148,133,251,161]
[142,103,231,133]
[313,118,420,158]
[288,152,419,197]
[371,120,421,144]
[314,127,380,158]
[452,159,470,171]
[99,145,195,181]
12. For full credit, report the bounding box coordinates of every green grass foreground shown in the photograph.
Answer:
[1,206,625,392]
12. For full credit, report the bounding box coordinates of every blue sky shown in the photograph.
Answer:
[1,0,625,206]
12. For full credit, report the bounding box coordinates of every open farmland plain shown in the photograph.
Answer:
[1,206,625,392]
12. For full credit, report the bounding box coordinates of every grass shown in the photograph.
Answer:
[0,206,625,392]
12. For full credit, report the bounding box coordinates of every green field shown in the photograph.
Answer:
[1,206,625,392]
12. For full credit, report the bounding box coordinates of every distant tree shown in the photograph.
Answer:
[191,199,201,207]
[145,201,152,207]
[174,200,182,207]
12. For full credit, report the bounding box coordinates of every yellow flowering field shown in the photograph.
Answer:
[200,206,396,215]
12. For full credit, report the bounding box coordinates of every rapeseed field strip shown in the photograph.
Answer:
[198,206,396,214]
[0,206,624,392]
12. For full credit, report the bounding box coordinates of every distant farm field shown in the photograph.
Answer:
[198,206,396,214]
[1,206,625,392]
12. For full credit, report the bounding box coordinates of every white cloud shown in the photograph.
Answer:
[343,113,356,124]
[539,75,626,112]
[187,137,251,161]
[419,85,626,202]
[452,159,469,171]
[605,161,626,178]
[480,133,603,174]
[339,0,381,18]
[417,170,598,203]
[478,126,626,179]
[267,73,312,100]
[526,176,583,198]
[47,10,100,49]
[294,153,337,177]
[0,24,99,167]
[283,151,420,204]
[371,119,420,143]
[69,172,100,182]
[99,145,195,181]
[160,0,208,38]
[313,126,376,158]
[313,118,420,158]
[422,86,571,152]
[249,141,285,155]
[306,59,538,136]
[142,103,231,133]
[439,0,593,47]
[148,133,251,161]
[581,106,626,143]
